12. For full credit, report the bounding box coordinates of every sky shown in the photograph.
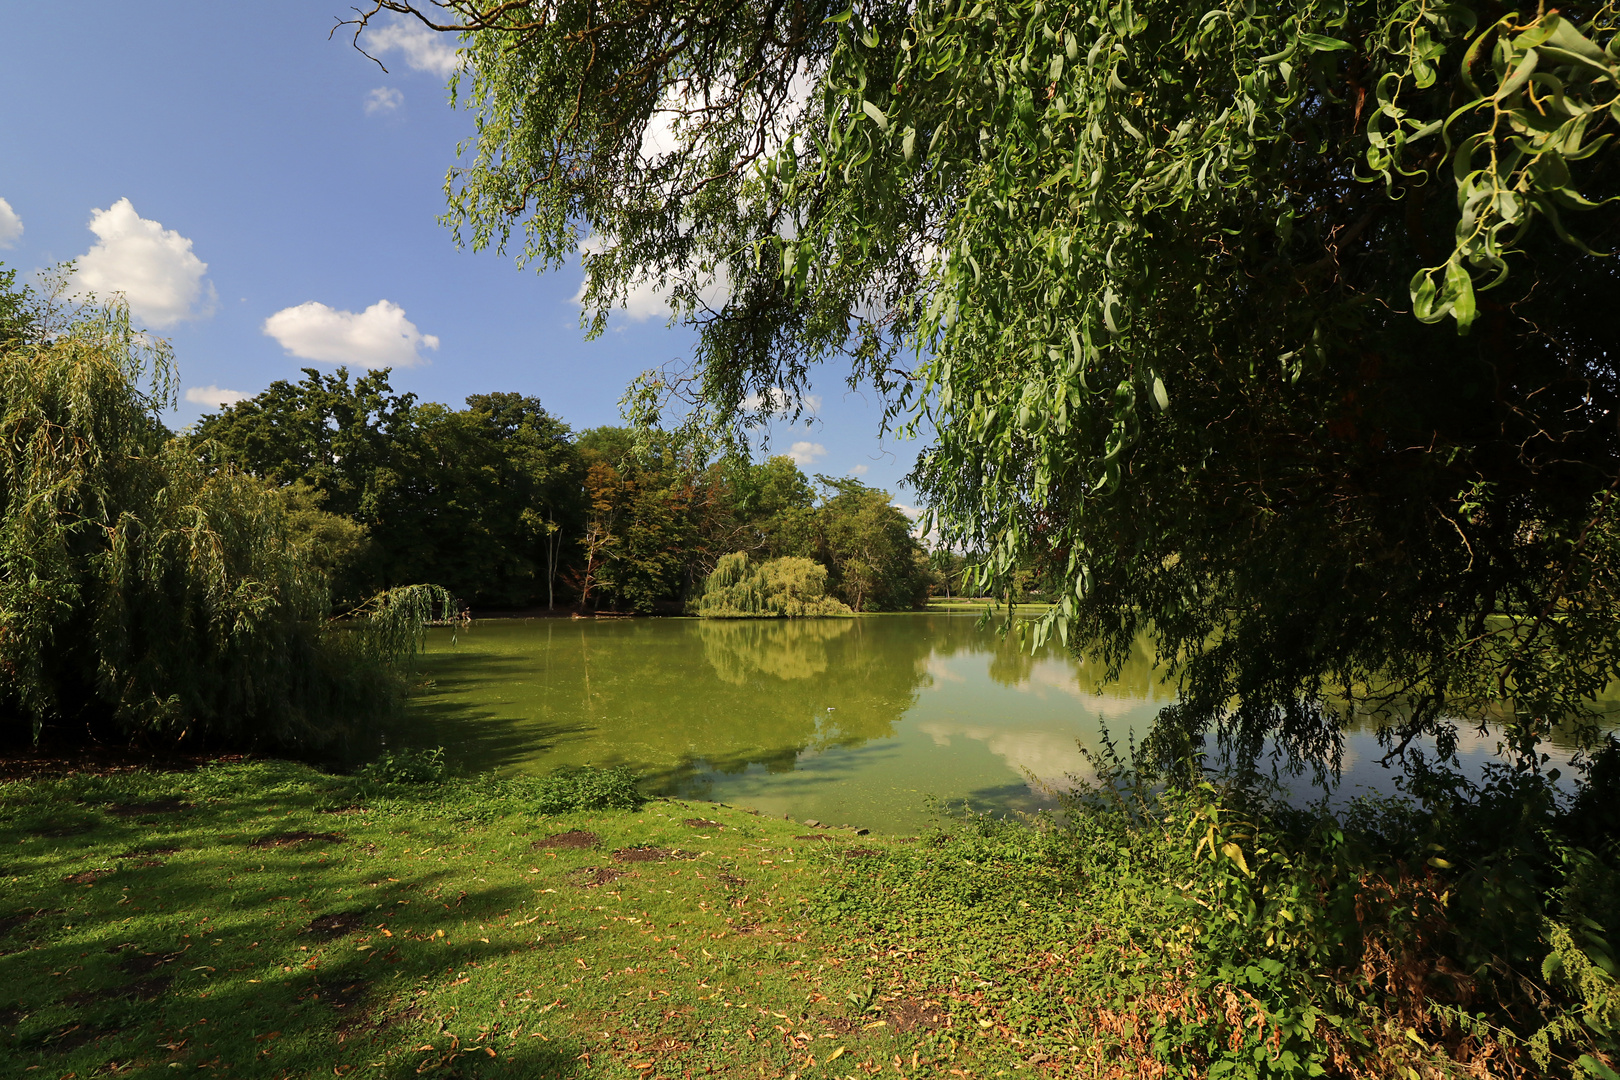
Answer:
[0,2,922,505]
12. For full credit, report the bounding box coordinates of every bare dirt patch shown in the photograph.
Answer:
[33,821,96,839]
[533,830,598,850]
[716,871,748,890]
[0,745,247,782]
[568,866,628,888]
[793,835,833,842]
[306,912,368,939]
[605,848,686,867]
[63,976,170,1007]
[683,818,722,830]
[248,830,345,850]
[0,908,59,937]
[63,868,116,885]
[883,998,948,1032]
[321,980,375,1033]
[116,949,183,976]
[104,798,191,817]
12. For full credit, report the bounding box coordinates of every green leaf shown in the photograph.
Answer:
[1152,375,1169,412]
[1298,34,1351,52]
[1410,267,1442,322]
[1444,260,1477,334]
[861,100,888,133]
[1495,48,1539,100]
[1579,1055,1620,1080]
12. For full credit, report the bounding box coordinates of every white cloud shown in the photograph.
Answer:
[185,385,251,409]
[364,87,404,115]
[849,464,869,476]
[786,441,826,466]
[72,198,214,328]
[742,387,821,416]
[365,19,460,78]
[0,197,22,248]
[263,299,439,369]
[895,503,924,520]
[573,230,730,323]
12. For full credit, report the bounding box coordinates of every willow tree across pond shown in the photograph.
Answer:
[353,0,1620,768]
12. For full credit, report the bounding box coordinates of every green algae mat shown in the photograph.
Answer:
[0,761,1142,1079]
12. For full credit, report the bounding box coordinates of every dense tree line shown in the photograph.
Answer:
[191,369,933,614]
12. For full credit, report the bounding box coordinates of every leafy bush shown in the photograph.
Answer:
[696,552,853,617]
[355,746,448,785]
[524,765,646,814]
[1071,742,1620,1078]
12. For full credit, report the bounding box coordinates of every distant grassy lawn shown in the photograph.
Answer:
[924,599,1049,613]
[0,762,1164,1079]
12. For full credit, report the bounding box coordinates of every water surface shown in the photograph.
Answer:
[398,614,1602,832]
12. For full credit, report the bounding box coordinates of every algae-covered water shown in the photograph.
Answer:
[397,613,1598,833]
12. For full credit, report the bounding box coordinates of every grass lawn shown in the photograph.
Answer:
[0,760,1169,1079]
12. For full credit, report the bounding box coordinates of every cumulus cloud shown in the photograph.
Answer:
[263,299,439,368]
[73,198,214,328]
[366,19,460,78]
[895,503,924,520]
[786,441,826,466]
[185,385,251,409]
[0,197,21,248]
[849,464,869,476]
[365,87,404,115]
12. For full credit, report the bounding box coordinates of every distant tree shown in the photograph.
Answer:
[0,264,34,349]
[696,552,854,617]
[811,477,932,612]
[194,375,582,609]
[574,427,700,611]
[192,367,414,521]
[721,454,820,560]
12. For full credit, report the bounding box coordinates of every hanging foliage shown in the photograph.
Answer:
[0,290,450,749]
[358,0,1620,766]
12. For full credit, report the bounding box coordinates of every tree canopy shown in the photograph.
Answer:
[355,0,1620,768]
[192,371,584,610]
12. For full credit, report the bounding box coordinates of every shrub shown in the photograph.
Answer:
[696,552,854,617]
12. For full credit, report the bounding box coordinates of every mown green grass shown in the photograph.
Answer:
[1,761,1121,1079]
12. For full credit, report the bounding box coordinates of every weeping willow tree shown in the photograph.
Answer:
[697,552,854,617]
[0,287,450,749]
[350,0,1620,771]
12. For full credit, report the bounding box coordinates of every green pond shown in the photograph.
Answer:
[396,612,1603,833]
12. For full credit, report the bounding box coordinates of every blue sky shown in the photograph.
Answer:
[0,2,921,504]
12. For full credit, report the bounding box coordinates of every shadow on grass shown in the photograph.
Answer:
[0,770,599,1078]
